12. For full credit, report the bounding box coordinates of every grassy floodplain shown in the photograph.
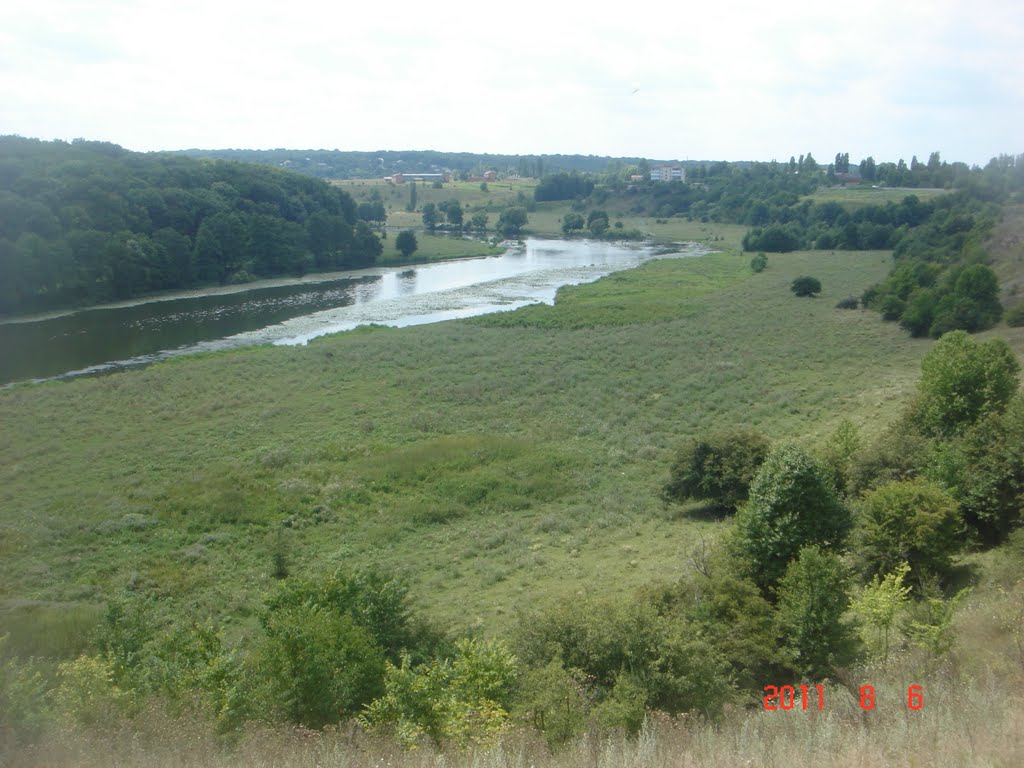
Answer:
[378,232,504,265]
[0,243,924,647]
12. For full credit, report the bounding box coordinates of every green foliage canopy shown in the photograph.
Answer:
[853,479,962,584]
[395,229,418,259]
[733,444,851,591]
[774,546,860,679]
[912,330,1020,438]
[791,276,822,297]
[664,430,770,511]
[0,136,378,316]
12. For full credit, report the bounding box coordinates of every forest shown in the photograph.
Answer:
[0,137,381,316]
[172,148,653,181]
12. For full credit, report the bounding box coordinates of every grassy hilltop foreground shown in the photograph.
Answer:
[2,212,1024,765]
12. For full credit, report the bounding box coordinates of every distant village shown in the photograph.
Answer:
[380,166,687,184]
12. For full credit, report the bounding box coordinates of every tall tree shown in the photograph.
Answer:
[733,443,851,592]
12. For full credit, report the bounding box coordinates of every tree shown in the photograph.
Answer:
[775,546,859,679]
[357,200,386,222]
[791,276,822,297]
[439,199,463,227]
[750,252,767,272]
[470,212,489,231]
[395,230,418,259]
[860,156,876,181]
[911,330,1020,438]
[928,264,1003,335]
[928,394,1024,544]
[561,212,585,234]
[497,206,528,237]
[852,479,962,584]
[406,181,417,212]
[663,430,770,511]
[733,443,851,591]
[349,221,382,268]
[851,563,911,662]
[421,202,439,232]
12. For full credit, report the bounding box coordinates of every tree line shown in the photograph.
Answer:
[0,137,382,316]
[538,151,1023,338]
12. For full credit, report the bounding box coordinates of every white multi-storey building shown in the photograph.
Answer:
[650,165,686,182]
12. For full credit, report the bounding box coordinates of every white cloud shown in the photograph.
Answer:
[1,0,1020,164]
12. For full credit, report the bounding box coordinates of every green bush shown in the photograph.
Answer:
[911,330,1020,438]
[1006,303,1024,327]
[0,636,50,741]
[258,603,385,728]
[852,478,962,584]
[663,430,770,512]
[513,597,733,720]
[733,444,851,591]
[848,417,931,495]
[775,546,860,679]
[361,638,518,747]
[927,394,1024,545]
[791,276,822,297]
[750,253,767,272]
[514,657,589,746]
[687,562,786,694]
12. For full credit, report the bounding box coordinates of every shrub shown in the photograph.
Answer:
[55,654,133,726]
[663,430,770,512]
[835,295,858,309]
[791,276,822,297]
[819,418,862,494]
[851,563,912,661]
[258,603,386,727]
[733,443,851,591]
[775,546,860,679]
[911,330,1020,438]
[512,598,732,720]
[0,636,50,740]
[750,252,767,272]
[514,657,589,746]
[361,638,518,747]
[1006,303,1024,327]
[848,417,931,495]
[926,394,1024,545]
[687,561,786,692]
[852,479,962,584]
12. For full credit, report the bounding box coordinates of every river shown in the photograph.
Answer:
[0,238,708,386]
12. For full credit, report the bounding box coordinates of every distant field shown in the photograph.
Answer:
[0,245,925,648]
[806,185,949,209]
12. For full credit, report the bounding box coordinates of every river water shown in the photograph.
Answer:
[0,238,707,385]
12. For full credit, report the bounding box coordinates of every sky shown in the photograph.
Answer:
[1,0,1022,166]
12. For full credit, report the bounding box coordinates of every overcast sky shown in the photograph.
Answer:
[2,0,1021,166]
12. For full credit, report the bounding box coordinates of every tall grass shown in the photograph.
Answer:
[9,667,1022,767]
[0,250,924,636]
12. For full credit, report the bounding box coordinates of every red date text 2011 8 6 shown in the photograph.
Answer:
[763,685,924,711]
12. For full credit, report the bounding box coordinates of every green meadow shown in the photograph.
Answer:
[0,245,924,647]
[378,232,503,265]
[805,185,949,209]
